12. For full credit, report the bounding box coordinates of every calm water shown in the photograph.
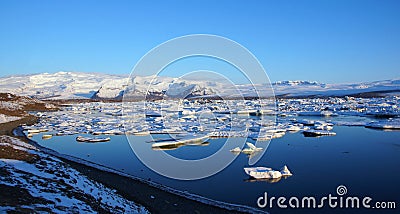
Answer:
[31,124,400,213]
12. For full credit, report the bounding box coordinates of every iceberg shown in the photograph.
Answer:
[302,129,337,137]
[365,120,400,129]
[229,147,242,153]
[244,165,293,180]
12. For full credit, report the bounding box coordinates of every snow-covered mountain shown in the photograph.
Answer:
[0,72,126,99]
[273,79,400,97]
[0,72,228,100]
[93,75,226,100]
[273,80,322,86]
[0,71,399,100]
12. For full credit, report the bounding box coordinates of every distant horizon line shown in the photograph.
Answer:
[0,70,399,85]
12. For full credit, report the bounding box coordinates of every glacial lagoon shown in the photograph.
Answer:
[29,118,400,213]
[22,96,400,213]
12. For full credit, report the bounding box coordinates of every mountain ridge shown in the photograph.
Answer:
[0,71,399,100]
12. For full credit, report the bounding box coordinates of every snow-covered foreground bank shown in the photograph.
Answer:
[0,135,148,213]
[0,114,21,123]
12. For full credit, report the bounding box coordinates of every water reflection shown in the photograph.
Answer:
[152,141,210,151]
[30,126,400,210]
[244,177,282,183]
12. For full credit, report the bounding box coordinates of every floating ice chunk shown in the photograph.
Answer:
[244,167,282,179]
[303,129,336,137]
[246,142,263,151]
[229,147,241,153]
[365,120,400,129]
[241,148,256,154]
[286,125,301,132]
[41,134,53,139]
[280,165,292,176]
[76,136,111,143]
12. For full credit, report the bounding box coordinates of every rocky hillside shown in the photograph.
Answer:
[0,93,57,117]
[0,93,58,135]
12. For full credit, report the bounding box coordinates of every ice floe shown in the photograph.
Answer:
[365,119,400,129]
[244,165,293,180]
[19,95,400,147]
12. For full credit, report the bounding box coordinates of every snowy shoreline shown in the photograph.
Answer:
[0,134,148,213]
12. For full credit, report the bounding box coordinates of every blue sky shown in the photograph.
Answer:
[0,0,399,83]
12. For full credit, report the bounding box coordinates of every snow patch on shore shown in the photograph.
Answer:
[0,114,21,123]
[0,135,148,213]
